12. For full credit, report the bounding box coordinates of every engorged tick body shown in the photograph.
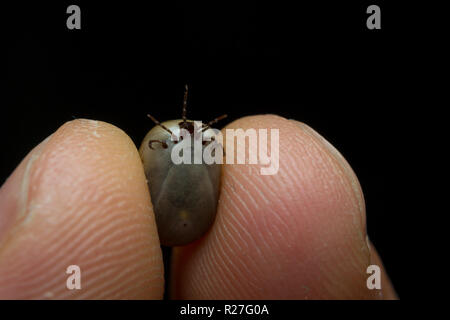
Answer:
[139,85,226,246]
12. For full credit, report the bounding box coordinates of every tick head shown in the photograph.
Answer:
[178,120,195,135]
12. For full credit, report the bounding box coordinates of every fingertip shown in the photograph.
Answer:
[172,114,373,299]
[0,119,164,299]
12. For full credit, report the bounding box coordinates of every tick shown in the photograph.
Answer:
[139,85,226,246]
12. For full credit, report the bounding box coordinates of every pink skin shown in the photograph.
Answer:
[0,116,397,299]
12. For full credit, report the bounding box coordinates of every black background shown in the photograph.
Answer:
[3,1,417,299]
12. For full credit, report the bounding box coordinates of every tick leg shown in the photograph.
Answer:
[147,114,174,135]
[182,84,188,125]
[149,140,168,149]
[201,114,228,132]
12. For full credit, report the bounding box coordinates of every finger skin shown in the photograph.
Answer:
[0,119,164,299]
[369,240,398,299]
[171,115,396,299]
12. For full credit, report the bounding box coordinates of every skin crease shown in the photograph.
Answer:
[0,115,397,299]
